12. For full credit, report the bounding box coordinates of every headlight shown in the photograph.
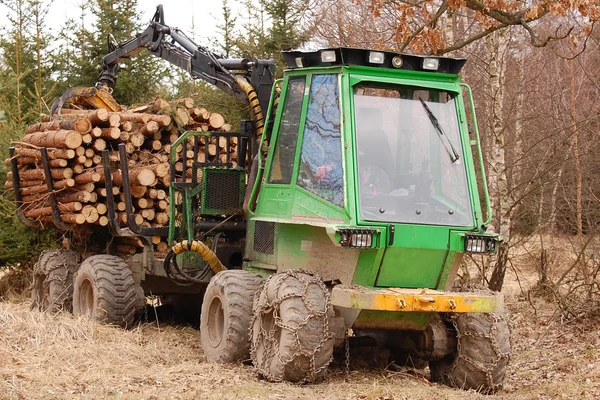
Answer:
[338,229,376,249]
[321,50,337,63]
[464,234,497,253]
[368,51,385,64]
[422,57,439,71]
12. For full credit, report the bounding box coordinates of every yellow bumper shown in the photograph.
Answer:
[330,285,503,313]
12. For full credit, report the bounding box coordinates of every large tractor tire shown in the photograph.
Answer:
[201,270,263,363]
[251,270,334,383]
[31,249,79,312]
[72,255,144,328]
[429,312,510,393]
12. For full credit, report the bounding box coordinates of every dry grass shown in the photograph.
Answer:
[1,296,599,400]
[1,246,600,399]
[0,299,486,400]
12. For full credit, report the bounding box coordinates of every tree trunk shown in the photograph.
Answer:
[486,30,511,292]
[570,62,583,239]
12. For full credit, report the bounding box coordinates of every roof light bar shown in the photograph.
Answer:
[281,48,467,74]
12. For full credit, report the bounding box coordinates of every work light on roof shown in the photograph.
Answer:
[392,55,403,68]
[368,51,385,64]
[295,57,304,68]
[422,57,440,71]
[321,50,337,63]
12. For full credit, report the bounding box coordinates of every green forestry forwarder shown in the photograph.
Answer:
[8,4,509,392]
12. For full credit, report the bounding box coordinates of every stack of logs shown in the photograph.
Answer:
[4,98,239,255]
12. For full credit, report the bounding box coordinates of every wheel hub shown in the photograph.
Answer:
[207,296,225,347]
[79,279,95,316]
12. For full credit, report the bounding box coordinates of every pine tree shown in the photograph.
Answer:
[233,0,309,72]
[90,0,167,105]
[215,0,237,58]
[52,0,169,106]
[52,2,97,95]
[0,0,57,267]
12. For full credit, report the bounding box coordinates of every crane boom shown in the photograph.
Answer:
[51,4,275,127]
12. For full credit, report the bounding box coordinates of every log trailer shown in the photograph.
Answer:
[9,5,509,391]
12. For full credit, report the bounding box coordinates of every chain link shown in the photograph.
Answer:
[250,269,334,383]
[441,312,510,391]
[143,301,149,323]
[344,329,350,376]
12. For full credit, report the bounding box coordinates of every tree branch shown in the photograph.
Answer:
[438,23,508,55]
[399,0,448,52]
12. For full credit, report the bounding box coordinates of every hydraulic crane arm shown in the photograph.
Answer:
[97,5,256,104]
[51,4,275,138]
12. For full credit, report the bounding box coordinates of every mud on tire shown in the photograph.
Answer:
[429,312,510,393]
[251,270,334,383]
[72,255,144,328]
[31,249,79,312]
[201,270,263,363]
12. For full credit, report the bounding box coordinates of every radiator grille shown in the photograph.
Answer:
[253,221,275,254]
[202,169,244,215]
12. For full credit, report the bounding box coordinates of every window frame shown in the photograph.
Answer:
[266,76,307,185]
[295,73,345,209]
[349,75,477,228]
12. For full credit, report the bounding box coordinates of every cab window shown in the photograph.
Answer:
[268,76,305,184]
[297,74,343,208]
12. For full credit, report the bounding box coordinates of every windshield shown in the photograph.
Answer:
[354,82,473,226]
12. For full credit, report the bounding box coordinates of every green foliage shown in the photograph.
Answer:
[0,183,56,268]
[90,0,168,105]
[214,0,237,58]
[51,3,98,95]
[0,0,55,124]
[230,0,309,75]
[262,0,308,67]
[51,0,170,106]
[0,0,60,267]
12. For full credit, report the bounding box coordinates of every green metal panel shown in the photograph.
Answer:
[351,248,385,287]
[290,186,348,222]
[374,225,449,288]
[353,310,433,331]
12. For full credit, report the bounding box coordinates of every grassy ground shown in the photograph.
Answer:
[1,238,600,399]
[1,293,599,399]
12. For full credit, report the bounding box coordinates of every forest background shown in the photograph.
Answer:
[1,0,600,316]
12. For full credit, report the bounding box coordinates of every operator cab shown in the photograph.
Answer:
[248,47,493,290]
[271,48,476,229]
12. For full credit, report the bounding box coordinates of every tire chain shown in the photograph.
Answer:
[31,250,78,311]
[444,312,511,392]
[250,269,334,383]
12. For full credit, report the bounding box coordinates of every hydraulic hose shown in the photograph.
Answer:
[171,240,226,274]
[234,75,265,139]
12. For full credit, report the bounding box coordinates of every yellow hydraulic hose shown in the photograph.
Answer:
[172,240,226,273]
[234,75,265,139]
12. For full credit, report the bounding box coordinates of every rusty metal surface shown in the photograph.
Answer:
[331,285,503,313]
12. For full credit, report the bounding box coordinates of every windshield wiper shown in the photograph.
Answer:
[419,98,460,163]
